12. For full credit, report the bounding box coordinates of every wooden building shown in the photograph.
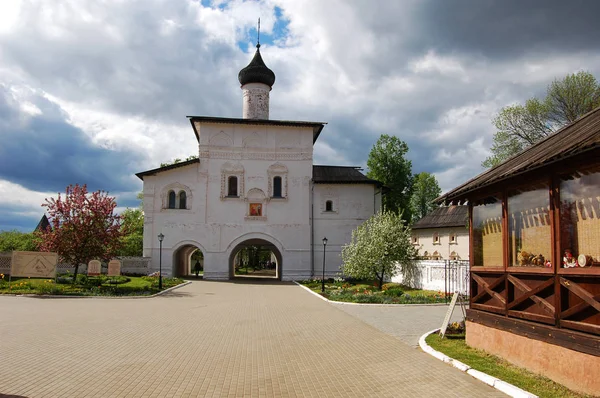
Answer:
[438,106,600,395]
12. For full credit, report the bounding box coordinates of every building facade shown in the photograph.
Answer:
[136,44,381,280]
[438,106,600,395]
[411,205,469,261]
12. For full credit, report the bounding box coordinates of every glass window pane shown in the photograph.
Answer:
[508,184,551,268]
[179,191,186,209]
[472,196,503,267]
[560,168,600,268]
[325,200,333,212]
[273,177,282,197]
[228,176,238,197]
[168,191,176,209]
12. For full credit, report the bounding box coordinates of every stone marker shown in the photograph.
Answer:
[108,259,121,276]
[11,251,58,278]
[87,260,102,276]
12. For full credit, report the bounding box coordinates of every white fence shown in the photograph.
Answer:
[0,252,151,276]
[392,260,469,295]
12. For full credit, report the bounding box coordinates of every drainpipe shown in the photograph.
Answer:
[310,181,315,278]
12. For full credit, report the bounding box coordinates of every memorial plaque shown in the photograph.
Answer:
[11,251,58,278]
[107,260,121,276]
[87,260,102,276]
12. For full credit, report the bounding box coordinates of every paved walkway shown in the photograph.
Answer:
[332,301,466,347]
[0,281,504,397]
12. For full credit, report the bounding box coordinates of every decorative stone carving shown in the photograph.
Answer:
[267,162,288,199]
[243,131,266,148]
[220,162,245,200]
[199,150,312,161]
[244,188,268,220]
[209,131,234,147]
[160,182,193,210]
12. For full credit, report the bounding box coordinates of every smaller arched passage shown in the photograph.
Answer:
[228,238,283,280]
[172,243,206,278]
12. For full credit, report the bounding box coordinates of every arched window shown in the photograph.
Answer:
[273,176,282,198]
[228,176,238,197]
[325,200,333,212]
[178,191,187,209]
[168,191,176,209]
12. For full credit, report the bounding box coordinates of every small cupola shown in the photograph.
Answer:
[238,44,276,88]
[238,38,275,120]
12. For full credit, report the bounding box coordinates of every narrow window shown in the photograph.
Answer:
[433,233,440,244]
[228,176,238,197]
[168,191,176,209]
[273,176,282,198]
[325,200,333,212]
[179,191,187,209]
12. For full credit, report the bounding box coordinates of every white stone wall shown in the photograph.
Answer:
[242,83,270,119]
[392,260,469,295]
[143,122,313,280]
[313,184,381,278]
[411,227,470,260]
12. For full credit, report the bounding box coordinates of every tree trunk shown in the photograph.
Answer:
[72,264,79,284]
[379,263,386,290]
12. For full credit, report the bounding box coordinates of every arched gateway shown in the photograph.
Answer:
[172,241,205,277]
[227,235,283,280]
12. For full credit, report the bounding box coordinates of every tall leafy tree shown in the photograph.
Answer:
[118,208,144,256]
[0,231,38,252]
[483,71,600,168]
[547,71,600,125]
[410,172,442,222]
[366,134,413,222]
[36,184,124,280]
[117,192,144,257]
[341,210,417,290]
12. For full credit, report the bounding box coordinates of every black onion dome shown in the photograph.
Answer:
[238,45,276,87]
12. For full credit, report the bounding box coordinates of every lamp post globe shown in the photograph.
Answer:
[321,237,328,293]
[157,233,165,290]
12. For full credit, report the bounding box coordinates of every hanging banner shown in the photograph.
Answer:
[10,251,58,278]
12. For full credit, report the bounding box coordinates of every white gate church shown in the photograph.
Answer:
[136,43,382,280]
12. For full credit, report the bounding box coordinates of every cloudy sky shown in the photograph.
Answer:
[1,0,600,231]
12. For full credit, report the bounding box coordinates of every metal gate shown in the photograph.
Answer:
[444,260,469,303]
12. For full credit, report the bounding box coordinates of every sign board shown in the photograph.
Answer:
[107,259,121,276]
[10,251,58,278]
[87,260,102,276]
[439,292,459,338]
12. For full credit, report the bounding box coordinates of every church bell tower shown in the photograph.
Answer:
[238,40,276,119]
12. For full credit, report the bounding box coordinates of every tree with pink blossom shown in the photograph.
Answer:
[36,184,125,281]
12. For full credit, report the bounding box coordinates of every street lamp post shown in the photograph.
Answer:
[321,237,328,293]
[157,233,164,290]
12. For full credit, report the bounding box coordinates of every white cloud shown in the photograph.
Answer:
[2,0,600,230]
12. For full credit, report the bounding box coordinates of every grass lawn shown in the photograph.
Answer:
[300,280,455,304]
[425,334,593,398]
[0,274,185,296]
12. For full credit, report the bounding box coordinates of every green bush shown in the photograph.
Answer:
[36,282,65,295]
[105,276,130,284]
[383,288,404,297]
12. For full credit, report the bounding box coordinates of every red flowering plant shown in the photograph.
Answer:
[35,184,126,282]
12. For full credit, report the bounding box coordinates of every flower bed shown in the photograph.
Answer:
[300,279,453,304]
[0,273,184,296]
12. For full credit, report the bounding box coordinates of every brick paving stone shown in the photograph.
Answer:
[330,301,467,346]
[0,280,505,397]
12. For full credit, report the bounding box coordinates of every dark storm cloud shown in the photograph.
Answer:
[414,0,600,59]
[0,87,144,193]
[0,205,41,232]
[0,1,243,123]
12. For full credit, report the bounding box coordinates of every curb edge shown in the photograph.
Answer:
[418,329,538,398]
